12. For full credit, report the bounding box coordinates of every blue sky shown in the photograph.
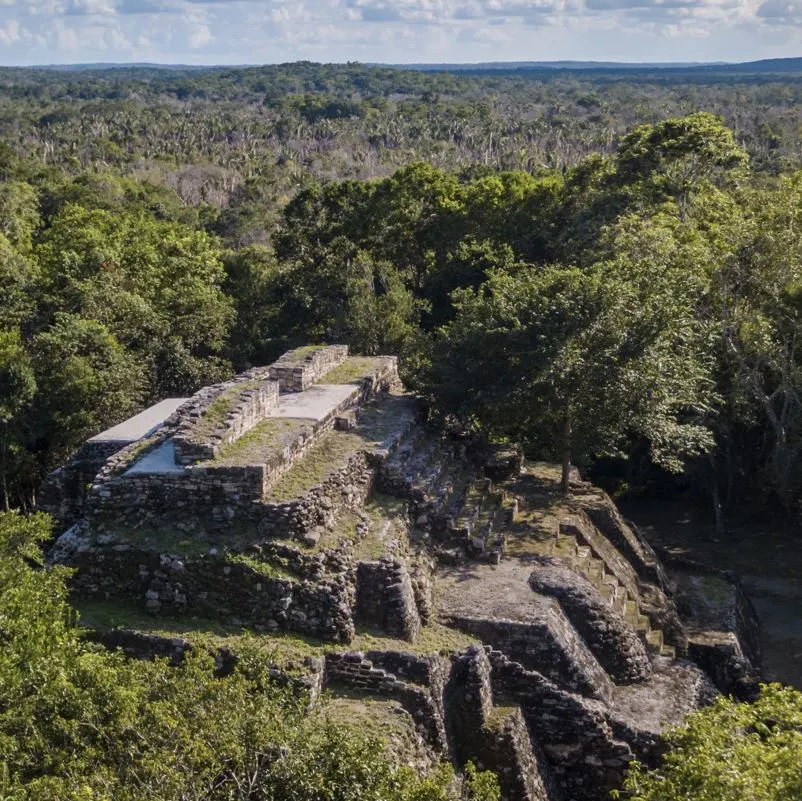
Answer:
[0,0,798,67]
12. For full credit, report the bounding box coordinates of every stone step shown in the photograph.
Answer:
[452,478,490,533]
[660,644,677,659]
[474,492,503,541]
[551,534,579,558]
[442,471,474,520]
[645,628,663,653]
[384,427,427,470]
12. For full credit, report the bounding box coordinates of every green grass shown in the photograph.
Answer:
[485,705,518,732]
[229,552,296,581]
[267,430,365,502]
[313,492,409,559]
[75,597,478,663]
[186,381,263,444]
[88,513,278,560]
[212,417,313,466]
[280,344,326,363]
[319,357,386,385]
[75,598,242,636]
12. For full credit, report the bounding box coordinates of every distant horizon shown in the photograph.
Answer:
[9,56,802,72]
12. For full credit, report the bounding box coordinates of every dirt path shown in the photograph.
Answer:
[620,497,802,688]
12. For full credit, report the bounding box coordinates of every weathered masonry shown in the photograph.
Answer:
[43,344,763,801]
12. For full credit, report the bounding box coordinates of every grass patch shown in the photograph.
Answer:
[313,492,409,559]
[699,574,733,604]
[229,552,296,581]
[187,381,263,443]
[212,417,313,466]
[319,357,386,385]
[74,598,243,637]
[89,514,273,560]
[313,695,430,766]
[267,430,366,502]
[485,705,518,732]
[351,622,477,656]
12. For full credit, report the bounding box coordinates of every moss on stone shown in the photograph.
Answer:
[187,380,262,444]
[267,430,366,502]
[319,357,387,385]
[212,417,313,466]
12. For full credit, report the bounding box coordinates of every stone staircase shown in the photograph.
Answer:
[378,427,519,562]
[449,478,518,562]
[547,531,676,660]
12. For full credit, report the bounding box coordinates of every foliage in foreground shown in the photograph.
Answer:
[0,511,498,801]
[617,683,802,801]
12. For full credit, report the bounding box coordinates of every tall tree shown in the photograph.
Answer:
[422,227,714,492]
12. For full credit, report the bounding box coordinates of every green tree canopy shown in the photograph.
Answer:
[619,684,802,801]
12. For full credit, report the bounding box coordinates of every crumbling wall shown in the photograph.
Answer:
[486,649,633,801]
[256,451,375,540]
[446,604,615,703]
[269,345,349,392]
[529,560,652,685]
[173,379,279,464]
[90,461,267,530]
[445,647,557,801]
[324,651,447,750]
[39,440,125,529]
[355,557,422,642]
[69,542,355,642]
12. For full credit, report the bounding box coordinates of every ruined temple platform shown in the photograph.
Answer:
[41,347,765,801]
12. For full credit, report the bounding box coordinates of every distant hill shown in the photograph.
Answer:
[20,57,802,79]
[386,57,802,75]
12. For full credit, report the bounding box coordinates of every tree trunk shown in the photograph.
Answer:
[561,411,572,495]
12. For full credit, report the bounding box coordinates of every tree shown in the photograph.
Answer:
[422,229,714,493]
[29,314,144,474]
[35,203,234,398]
[615,112,749,206]
[0,330,36,510]
[618,684,802,801]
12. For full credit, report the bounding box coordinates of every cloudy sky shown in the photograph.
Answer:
[0,0,798,67]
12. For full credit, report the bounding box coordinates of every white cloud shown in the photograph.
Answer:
[0,0,796,66]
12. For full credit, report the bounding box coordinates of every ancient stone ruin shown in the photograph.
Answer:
[42,344,762,801]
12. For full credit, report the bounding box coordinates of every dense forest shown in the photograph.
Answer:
[3,61,802,518]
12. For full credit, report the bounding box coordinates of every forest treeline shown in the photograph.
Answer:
[2,61,802,235]
[3,63,802,522]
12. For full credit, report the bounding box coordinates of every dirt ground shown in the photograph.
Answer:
[620,496,802,689]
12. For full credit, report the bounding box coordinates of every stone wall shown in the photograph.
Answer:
[444,647,556,801]
[355,557,422,642]
[91,462,267,530]
[39,440,126,530]
[486,649,632,801]
[68,542,355,642]
[173,379,279,465]
[529,560,652,685]
[323,651,448,751]
[269,345,349,392]
[255,451,375,541]
[446,603,615,703]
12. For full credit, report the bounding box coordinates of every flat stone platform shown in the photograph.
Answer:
[89,399,188,444]
[126,440,184,475]
[269,384,358,422]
